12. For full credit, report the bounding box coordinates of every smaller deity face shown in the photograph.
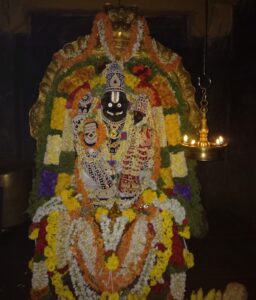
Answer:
[84,122,97,146]
[78,93,92,115]
[101,91,129,122]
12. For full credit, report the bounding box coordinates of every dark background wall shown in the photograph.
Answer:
[0,2,255,233]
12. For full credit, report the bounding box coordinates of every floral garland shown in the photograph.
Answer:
[30,194,191,299]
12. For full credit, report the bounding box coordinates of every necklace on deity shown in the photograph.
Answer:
[102,114,125,141]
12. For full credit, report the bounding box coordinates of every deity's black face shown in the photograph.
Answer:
[101,91,129,122]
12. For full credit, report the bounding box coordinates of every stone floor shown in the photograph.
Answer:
[0,211,255,300]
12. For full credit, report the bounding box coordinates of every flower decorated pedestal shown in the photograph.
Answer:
[28,7,205,300]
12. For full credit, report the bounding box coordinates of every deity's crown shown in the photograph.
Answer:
[105,62,125,93]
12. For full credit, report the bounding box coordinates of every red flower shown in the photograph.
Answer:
[169,225,185,266]
[151,280,169,293]
[132,64,152,81]
[183,218,189,226]
[35,239,46,254]
[155,243,166,252]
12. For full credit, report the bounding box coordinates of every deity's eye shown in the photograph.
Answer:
[117,103,122,108]
[108,102,113,107]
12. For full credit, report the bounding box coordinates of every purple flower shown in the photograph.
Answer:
[173,183,192,201]
[39,170,57,197]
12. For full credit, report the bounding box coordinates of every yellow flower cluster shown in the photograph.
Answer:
[149,210,173,286]
[105,253,119,271]
[183,249,194,268]
[179,225,190,239]
[29,228,39,240]
[89,74,106,89]
[43,135,62,165]
[170,151,188,178]
[124,72,140,90]
[45,211,59,272]
[159,167,174,189]
[95,207,109,222]
[100,291,119,300]
[55,173,71,196]
[164,113,182,146]
[58,65,95,94]
[60,189,81,212]
[50,97,67,131]
[142,189,157,205]
[122,208,136,222]
[51,272,75,300]
[159,192,168,202]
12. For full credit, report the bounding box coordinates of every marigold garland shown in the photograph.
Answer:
[55,173,71,196]
[50,97,67,131]
[164,113,182,146]
[43,135,62,165]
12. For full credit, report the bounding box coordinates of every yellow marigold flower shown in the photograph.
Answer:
[60,189,72,202]
[105,253,119,271]
[51,273,61,284]
[29,228,39,240]
[122,208,136,222]
[142,285,151,296]
[159,167,174,189]
[142,189,157,205]
[183,249,194,268]
[44,246,54,258]
[50,97,66,131]
[45,233,52,244]
[170,151,188,178]
[127,293,137,300]
[43,134,62,165]
[109,292,119,300]
[45,258,56,272]
[46,223,55,234]
[95,207,109,222]
[55,173,71,196]
[100,291,119,300]
[179,225,191,239]
[62,197,81,212]
[165,114,182,146]
[124,72,140,89]
[159,192,168,202]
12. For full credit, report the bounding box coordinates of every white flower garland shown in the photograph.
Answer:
[32,197,65,223]
[100,215,129,251]
[67,218,99,300]
[55,213,71,269]
[77,221,97,276]
[170,272,186,300]
[31,261,49,290]
[117,216,148,277]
